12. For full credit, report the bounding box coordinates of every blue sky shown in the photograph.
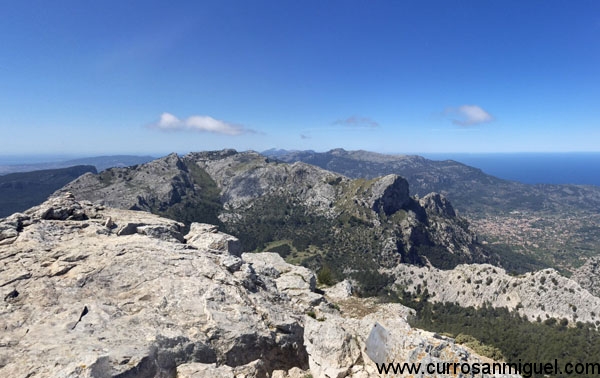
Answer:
[1,0,599,156]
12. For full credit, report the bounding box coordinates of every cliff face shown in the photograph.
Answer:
[0,195,516,378]
[56,150,490,279]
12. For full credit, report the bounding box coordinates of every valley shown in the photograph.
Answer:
[267,149,600,274]
[1,149,599,377]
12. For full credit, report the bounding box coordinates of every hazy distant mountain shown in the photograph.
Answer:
[263,148,600,215]
[261,148,314,158]
[0,165,97,217]
[0,155,155,175]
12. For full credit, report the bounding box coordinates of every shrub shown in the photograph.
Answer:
[317,266,334,286]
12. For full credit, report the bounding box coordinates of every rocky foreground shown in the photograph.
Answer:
[0,194,518,377]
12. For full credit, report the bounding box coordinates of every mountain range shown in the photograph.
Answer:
[2,149,600,377]
[56,150,512,291]
[264,149,600,272]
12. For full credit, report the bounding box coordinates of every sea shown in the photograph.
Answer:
[421,152,600,187]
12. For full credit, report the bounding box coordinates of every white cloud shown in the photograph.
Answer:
[157,112,181,129]
[447,105,494,126]
[333,115,379,128]
[150,112,253,135]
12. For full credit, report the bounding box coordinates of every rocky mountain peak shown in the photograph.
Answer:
[419,192,457,218]
[0,195,516,377]
[56,150,493,282]
[329,148,347,155]
[368,174,410,216]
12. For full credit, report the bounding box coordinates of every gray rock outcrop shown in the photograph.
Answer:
[0,195,307,377]
[419,192,456,218]
[304,301,520,378]
[572,256,600,297]
[1,195,516,377]
[185,222,242,256]
[368,174,410,216]
[54,153,195,212]
[390,263,600,324]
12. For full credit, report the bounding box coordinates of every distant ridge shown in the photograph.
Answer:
[0,165,97,217]
[263,148,600,215]
[263,148,600,272]
[0,155,155,175]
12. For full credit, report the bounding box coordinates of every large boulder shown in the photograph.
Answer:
[185,223,242,256]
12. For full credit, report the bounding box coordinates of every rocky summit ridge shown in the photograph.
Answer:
[56,150,493,284]
[0,194,519,377]
[389,263,600,325]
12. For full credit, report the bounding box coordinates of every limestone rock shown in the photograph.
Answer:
[243,253,321,311]
[177,359,267,378]
[185,222,242,256]
[419,192,456,218]
[367,174,410,216]
[572,256,600,297]
[325,279,354,301]
[390,263,600,324]
[304,316,362,378]
[54,153,194,212]
[0,195,518,378]
[304,302,521,378]
[0,195,308,377]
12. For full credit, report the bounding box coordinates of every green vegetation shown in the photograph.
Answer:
[267,243,293,258]
[454,333,504,361]
[485,243,550,275]
[222,193,408,289]
[401,296,600,378]
[414,244,463,270]
[317,265,334,286]
[156,159,223,230]
[223,194,331,252]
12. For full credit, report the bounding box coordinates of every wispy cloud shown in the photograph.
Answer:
[333,115,379,128]
[148,112,255,135]
[300,134,311,139]
[446,105,494,126]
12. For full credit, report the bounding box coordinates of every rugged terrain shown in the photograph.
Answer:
[389,263,600,325]
[0,194,520,377]
[56,150,500,288]
[572,256,600,297]
[265,149,600,272]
